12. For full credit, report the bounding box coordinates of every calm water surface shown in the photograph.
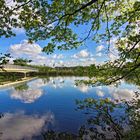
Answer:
[0,76,139,140]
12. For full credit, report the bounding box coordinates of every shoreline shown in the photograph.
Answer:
[0,77,37,89]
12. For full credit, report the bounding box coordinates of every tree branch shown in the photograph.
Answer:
[108,62,140,85]
[79,0,105,43]
[104,1,111,51]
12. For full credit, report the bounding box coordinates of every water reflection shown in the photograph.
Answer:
[109,88,135,101]
[0,76,139,140]
[9,77,92,103]
[41,92,140,140]
[10,80,45,103]
[7,77,139,103]
[75,92,140,140]
[11,89,43,103]
[96,90,104,97]
[96,85,137,101]
[0,111,54,140]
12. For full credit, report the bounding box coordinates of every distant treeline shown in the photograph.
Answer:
[0,61,139,86]
[30,64,98,77]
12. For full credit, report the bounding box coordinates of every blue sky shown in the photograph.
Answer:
[0,1,119,67]
[0,26,117,67]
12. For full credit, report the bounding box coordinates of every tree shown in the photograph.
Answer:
[0,0,139,51]
[0,53,11,71]
[0,0,139,82]
[76,92,140,140]
[0,53,11,65]
[13,58,32,66]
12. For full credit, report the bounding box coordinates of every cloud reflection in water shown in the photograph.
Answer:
[0,111,54,140]
[11,89,43,103]
[9,77,138,104]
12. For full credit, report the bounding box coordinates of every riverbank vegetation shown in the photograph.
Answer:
[0,72,24,85]
[41,91,140,140]
[0,60,140,86]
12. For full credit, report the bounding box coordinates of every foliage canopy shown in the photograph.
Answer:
[0,0,139,83]
[0,0,139,52]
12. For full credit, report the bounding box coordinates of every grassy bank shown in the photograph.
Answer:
[0,77,37,88]
[0,72,25,85]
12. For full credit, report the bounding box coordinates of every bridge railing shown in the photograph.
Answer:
[2,64,38,72]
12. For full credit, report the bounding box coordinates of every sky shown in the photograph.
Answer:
[0,31,114,67]
[0,0,118,67]
[0,25,119,67]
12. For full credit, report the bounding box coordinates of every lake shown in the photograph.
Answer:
[0,76,139,140]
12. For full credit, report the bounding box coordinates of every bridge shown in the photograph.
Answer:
[0,64,38,77]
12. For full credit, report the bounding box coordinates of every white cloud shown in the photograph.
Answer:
[51,54,63,59]
[72,49,90,59]
[110,37,118,45]
[7,40,99,67]
[10,79,48,103]
[89,57,96,62]
[11,89,43,103]
[59,60,64,65]
[95,40,119,62]
[96,90,104,97]
[0,111,54,140]
[96,45,104,52]
[29,79,49,88]
[8,40,65,67]
[9,40,42,57]
[62,57,97,67]
[110,88,135,101]
[30,55,55,67]
[76,84,91,93]
[107,86,137,101]
[96,52,102,57]
[108,52,118,62]
[68,49,98,66]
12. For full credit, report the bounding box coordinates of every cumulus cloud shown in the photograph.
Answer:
[51,54,63,59]
[109,88,135,101]
[11,89,43,103]
[95,38,119,62]
[30,55,55,67]
[29,79,49,89]
[72,49,90,59]
[8,40,65,67]
[9,40,42,57]
[30,77,92,90]
[76,84,91,93]
[0,111,54,140]
[8,40,99,67]
[10,79,48,103]
[96,52,102,57]
[94,84,136,101]
[96,45,104,52]
[68,49,98,66]
[106,85,138,101]
[61,59,96,67]
[96,90,104,97]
